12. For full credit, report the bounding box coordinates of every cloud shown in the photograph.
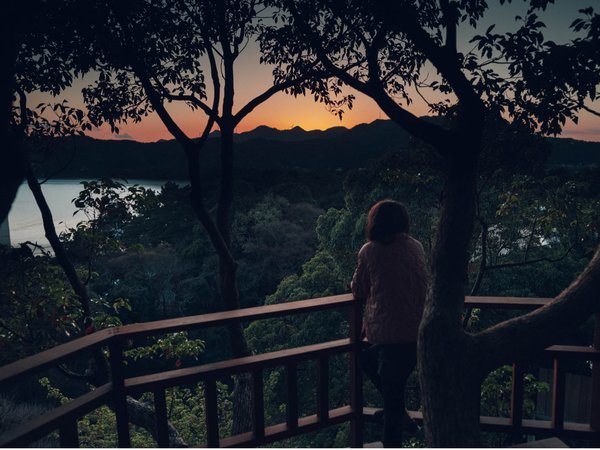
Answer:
[114,133,134,140]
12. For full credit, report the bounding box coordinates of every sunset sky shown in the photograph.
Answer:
[33,1,600,143]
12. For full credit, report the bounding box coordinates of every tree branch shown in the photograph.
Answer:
[439,0,458,54]
[57,364,97,382]
[134,69,197,152]
[286,3,460,153]
[39,142,78,184]
[581,104,600,117]
[162,92,221,125]
[233,73,322,126]
[523,217,538,260]
[485,242,576,271]
[378,1,485,123]
[477,244,600,369]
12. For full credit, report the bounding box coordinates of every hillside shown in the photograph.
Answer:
[35,119,600,180]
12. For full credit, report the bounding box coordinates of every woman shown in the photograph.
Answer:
[351,199,428,447]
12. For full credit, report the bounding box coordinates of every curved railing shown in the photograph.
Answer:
[1,295,599,447]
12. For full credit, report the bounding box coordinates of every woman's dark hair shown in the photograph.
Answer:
[366,199,410,243]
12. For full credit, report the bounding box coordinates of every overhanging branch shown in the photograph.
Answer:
[286,3,460,154]
[476,244,600,369]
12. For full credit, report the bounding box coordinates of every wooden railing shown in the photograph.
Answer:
[0,295,599,447]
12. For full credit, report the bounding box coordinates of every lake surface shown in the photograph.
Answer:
[5,179,173,248]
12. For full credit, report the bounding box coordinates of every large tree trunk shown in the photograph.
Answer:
[218,123,254,435]
[419,143,482,446]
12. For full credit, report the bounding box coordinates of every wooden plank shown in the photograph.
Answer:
[317,357,329,421]
[0,327,114,387]
[125,339,353,392]
[464,296,552,309]
[0,383,112,447]
[545,345,600,360]
[364,407,423,423]
[366,410,600,439]
[153,388,170,448]
[348,302,363,449]
[220,405,353,448]
[116,294,355,339]
[59,419,79,448]
[252,370,265,440]
[285,364,298,430]
[109,339,131,448]
[205,378,220,448]
[511,437,569,447]
[552,359,566,431]
[511,363,524,429]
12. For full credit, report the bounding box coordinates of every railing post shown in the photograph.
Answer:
[317,356,329,421]
[252,370,265,440]
[552,358,566,431]
[285,363,299,430]
[591,313,600,431]
[510,362,524,443]
[109,337,131,447]
[59,419,79,448]
[205,378,220,448]
[348,300,363,448]
[154,388,170,447]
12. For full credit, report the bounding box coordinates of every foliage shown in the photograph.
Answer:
[38,376,233,447]
[0,246,127,364]
[263,1,599,137]
[481,366,550,420]
[124,332,205,370]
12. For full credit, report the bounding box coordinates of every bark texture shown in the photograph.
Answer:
[418,146,483,446]
[126,397,187,447]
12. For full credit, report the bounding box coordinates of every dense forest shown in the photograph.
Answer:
[2,0,600,447]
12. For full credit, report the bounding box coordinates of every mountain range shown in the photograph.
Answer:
[37,119,600,180]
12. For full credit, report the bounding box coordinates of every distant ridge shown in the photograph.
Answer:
[35,119,599,180]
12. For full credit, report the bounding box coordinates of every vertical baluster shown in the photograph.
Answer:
[591,313,600,431]
[252,370,265,440]
[59,419,79,447]
[285,363,299,430]
[510,363,524,428]
[348,302,363,448]
[317,356,329,421]
[205,378,220,447]
[552,358,566,431]
[154,388,170,447]
[109,338,131,447]
[510,362,524,443]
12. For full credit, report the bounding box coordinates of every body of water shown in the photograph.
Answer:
[4,179,171,248]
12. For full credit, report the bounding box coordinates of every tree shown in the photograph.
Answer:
[262,1,600,445]
[58,0,327,430]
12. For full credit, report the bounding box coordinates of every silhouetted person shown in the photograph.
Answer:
[351,199,428,447]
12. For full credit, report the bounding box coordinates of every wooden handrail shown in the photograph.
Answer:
[1,294,598,448]
[124,339,353,393]
[0,327,115,386]
[115,294,355,339]
[0,295,550,388]
[0,383,113,447]
[464,296,552,309]
[0,295,354,388]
